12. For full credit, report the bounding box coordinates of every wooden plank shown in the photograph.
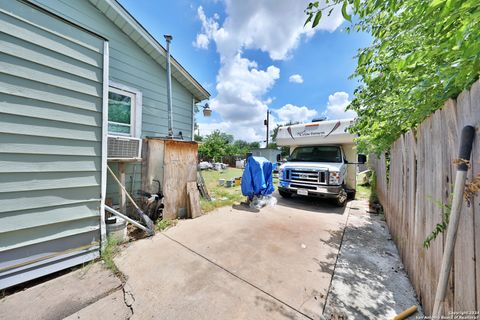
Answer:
[187,181,201,219]
[469,81,480,311]
[414,122,426,306]
[431,110,445,315]
[118,162,126,214]
[162,140,198,219]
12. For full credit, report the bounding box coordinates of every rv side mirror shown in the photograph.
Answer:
[357,154,367,164]
[276,154,281,162]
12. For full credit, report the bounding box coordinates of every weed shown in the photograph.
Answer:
[156,219,178,231]
[369,171,379,204]
[423,195,453,249]
[101,236,120,274]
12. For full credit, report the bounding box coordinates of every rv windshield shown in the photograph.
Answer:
[289,146,342,163]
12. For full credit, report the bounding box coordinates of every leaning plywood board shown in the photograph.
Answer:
[162,140,198,219]
[186,181,201,219]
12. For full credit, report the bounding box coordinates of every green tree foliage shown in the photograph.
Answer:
[249,141,260,149]
[271,122,300,155]
[198,130,230,161]
[306,0,480,154]
[198,131,264,160]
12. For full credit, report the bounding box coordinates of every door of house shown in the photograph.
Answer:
[0,0,107,289]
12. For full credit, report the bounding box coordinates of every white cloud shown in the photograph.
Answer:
[211,54,279,123]
[273,104,317,123]
[194,33,210,49]
[193,1,345,141]
[197,121,263,142]
[289,74,304,84]
[193,6,220,49]
[323,92,357,119]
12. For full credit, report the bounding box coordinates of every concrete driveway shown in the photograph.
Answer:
[114,195,349,320]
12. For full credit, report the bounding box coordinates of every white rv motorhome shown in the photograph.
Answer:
[276,119,366,206]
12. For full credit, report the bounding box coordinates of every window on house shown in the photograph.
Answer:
[108,86,138,137]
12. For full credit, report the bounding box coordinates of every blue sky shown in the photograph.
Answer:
[118,0,371,144]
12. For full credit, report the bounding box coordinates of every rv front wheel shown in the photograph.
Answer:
[334,187,348,207]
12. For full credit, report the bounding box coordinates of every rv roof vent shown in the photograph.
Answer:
[312,116,327,122]
[107,136,142,160]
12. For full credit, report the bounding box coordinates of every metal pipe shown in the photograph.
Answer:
[105,205,150,233]
[164,34,173,137]
[265,110,270,148]
[192,98,195,141]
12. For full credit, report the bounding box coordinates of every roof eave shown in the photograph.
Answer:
[89,0,210,101]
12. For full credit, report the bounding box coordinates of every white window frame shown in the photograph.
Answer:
[108,81,142,138]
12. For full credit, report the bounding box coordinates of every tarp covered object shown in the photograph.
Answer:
[241,156,275,198]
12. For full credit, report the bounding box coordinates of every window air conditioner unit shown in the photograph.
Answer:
[107,135,142,160]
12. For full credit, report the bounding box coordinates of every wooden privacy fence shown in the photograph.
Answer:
[370,80,480,315]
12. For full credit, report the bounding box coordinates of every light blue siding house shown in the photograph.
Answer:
[0,0,209,289]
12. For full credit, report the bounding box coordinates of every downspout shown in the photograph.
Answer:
[192,97,196,141]
[164,34,173,137]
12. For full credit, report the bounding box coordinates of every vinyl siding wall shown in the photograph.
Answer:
[31,0,195,203]
[32,0,195,140]
[0,0,105,289]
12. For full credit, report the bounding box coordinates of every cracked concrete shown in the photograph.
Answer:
[121,282,135,319]
[112,194,348,319]
[0,263,123,320]
[0,196,423,320]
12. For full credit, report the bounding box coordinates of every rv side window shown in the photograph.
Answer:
[289,146,342,163]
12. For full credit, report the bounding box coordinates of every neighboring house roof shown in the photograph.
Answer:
[88,0,210,102]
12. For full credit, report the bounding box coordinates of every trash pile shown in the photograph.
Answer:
[218,177,242,188]
[198,161,227,171]
[241,156,276,209]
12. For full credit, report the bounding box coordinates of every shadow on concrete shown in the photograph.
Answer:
[254,295,301,320]
[273,192,347,215]
[231,203,260,213]
[323,210,423,320]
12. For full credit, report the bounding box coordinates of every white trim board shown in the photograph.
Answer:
[100,40,109,249]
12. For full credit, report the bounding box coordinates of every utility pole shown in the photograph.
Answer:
[264,110,270,148]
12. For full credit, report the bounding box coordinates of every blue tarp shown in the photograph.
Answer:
[241,156,275,198]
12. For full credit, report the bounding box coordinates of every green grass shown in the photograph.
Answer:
[356,170,379,205]
[200,168,245,212]
[156,219,178,231]
[101,236,120,274]
[356,183,372,201]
